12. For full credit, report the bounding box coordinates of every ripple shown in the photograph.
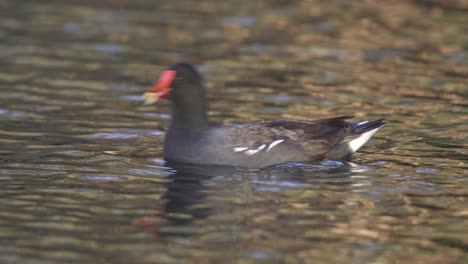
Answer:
[252,180,311,188]
[127,168,167,176]
[87,133,138,139]
[256,187,281,192]
[306,47,345,59]
[148,131,165,136]
[143,112,171,119]
[315,76,341,85]
[221,16,256,27]
[315,21,337,33]
[415,168,440,174]
[0,108,24,118]
[93,43,123,55]
[442,53,468,62]
[81,175,124,181]
[363,48,409,60]
[120,95,144,101]
[247,251,272,259]
[321,160,345,166]
[151,159,166,165]
[63,23,81,33]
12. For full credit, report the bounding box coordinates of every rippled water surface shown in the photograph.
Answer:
[1,0,467,263]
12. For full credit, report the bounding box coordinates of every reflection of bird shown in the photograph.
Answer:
[161,165,214,227]
[143,63,385,168]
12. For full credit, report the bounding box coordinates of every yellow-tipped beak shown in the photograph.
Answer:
[144,70,175,104]
[143,92,160,105]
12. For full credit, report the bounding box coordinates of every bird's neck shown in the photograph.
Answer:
[169,97,209,133]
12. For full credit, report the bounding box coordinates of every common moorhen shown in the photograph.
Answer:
[143,63,385,168]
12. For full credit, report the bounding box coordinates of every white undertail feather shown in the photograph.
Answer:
[348,127,382,153]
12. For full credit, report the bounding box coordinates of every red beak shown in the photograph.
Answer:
[149,70,177,95]
[143,70,176,104]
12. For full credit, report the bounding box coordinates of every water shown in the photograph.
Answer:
[1,0,467,263]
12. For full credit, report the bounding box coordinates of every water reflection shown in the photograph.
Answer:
[161,162,228,231]
[157,161,354,237]
[148,161,364,261]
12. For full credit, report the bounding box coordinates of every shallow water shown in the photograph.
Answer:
[1,0,467,263]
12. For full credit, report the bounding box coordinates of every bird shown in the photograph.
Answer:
[143,63,385,168]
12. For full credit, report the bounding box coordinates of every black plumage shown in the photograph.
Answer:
[145,63,385,168]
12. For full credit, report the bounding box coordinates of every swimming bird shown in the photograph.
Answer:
[143,63,385,168]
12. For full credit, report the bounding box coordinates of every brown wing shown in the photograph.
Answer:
[260,116,353,158]
[215,116,353,161]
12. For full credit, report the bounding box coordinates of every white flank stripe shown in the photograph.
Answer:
[245,149,260,156]
[267,139,284,152]
[257,144,266,150]
[233,147,248,152]
[348,127,381,153]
